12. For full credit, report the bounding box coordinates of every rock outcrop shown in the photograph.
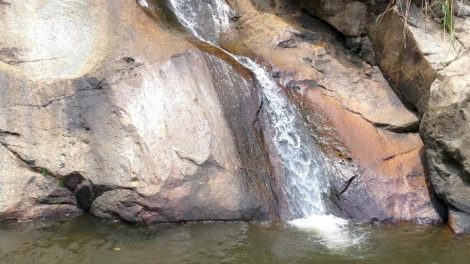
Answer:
[223,0,443,223]
[369,0,470,232]
[0,0,278,223]
[421,55,470,233]
[293,0,389,37]
[1,0,455,227]
[370,2,464,114]
[0,141,82,222]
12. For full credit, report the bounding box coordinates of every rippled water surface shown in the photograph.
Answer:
[1,215,469,264]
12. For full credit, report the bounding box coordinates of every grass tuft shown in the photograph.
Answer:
[437,0,455,38]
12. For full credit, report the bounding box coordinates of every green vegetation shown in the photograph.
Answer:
[399,0,457,40]
[436,0,455,37]
[39,167,49,177]
[59,179,65,187]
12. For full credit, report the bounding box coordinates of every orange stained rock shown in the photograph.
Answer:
[306,88,439,221]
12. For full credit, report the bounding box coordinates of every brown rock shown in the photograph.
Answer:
[293,0,370,36]
[223,0,443,223]
[224,0,419,133]
[370,1,470,232]
[301,89,443,222]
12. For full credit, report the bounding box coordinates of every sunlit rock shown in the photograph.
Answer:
[0,0,278,223]
[421,54,470,233]
[370,2,465,114]
[223,0,443,223]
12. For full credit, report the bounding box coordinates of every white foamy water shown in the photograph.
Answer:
[289,215,363,249]
[240,58,331,218]
[138,0,149,9]
[149,0,360,249]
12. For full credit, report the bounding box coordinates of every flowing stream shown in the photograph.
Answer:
[164,0,355,247]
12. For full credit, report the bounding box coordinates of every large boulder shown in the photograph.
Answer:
[223,0,443,223]
[370,2,465,114]
[0,0,278,223]
[421,55,470,233]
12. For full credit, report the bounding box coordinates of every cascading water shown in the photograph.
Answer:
[156,0,360,248]
[167,0,331,218]
[241,58,331,218]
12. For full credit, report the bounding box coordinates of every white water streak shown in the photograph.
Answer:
[138,0,149,9]
[241,58,330,218]
[168,0,231,44]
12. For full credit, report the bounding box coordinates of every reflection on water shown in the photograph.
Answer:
[0,215,466,264]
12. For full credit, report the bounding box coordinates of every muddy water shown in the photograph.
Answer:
[1,215,468,264]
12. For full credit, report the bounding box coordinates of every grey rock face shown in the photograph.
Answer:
[448,209,470,234]
[421,55,470,233]
[294,0,370,36]
[0,143,82,222]
[0,0,278,223]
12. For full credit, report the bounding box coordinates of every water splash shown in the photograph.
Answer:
[242,59,361,249]
[289,215,365,250]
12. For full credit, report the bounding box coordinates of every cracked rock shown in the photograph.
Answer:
[370,2,465,114]
[0,0,278,223]
[421,55,470,233]
[224,0,443,223]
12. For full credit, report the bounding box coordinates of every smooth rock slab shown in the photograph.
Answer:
[0,0,278,223]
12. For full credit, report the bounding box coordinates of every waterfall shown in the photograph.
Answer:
[166,0,332,219]
[241,58,331,218]
[142,0,363,250]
